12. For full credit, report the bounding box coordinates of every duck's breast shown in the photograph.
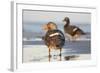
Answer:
[44,30,65,49]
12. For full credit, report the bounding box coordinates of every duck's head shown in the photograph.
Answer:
[63,17,70,25]
[42,22,57,31]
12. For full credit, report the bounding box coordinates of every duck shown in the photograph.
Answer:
[42,22,65,61]
[63,17,85,41]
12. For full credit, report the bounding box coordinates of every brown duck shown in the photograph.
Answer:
[42,22,65,61]
[63,17,85,41]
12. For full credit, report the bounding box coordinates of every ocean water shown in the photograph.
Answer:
[23,22,91,39]
[23,40,90,54]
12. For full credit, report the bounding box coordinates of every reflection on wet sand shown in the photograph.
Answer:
[48,54,79,62]
[48,54,62,62]
[64,55,79,60]
[29,53,90,62]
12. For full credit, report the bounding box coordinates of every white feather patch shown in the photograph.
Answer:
[73,28,78,32]
[49,33,60,37]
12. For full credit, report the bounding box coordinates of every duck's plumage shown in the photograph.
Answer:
[42,22,65,61]
[44,29,65,49]
[63,17,85,39]
[64,24,85,36]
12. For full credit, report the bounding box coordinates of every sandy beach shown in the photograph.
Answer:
[23,40,91,63]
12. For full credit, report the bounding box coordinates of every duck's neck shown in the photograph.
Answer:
[64,21,70,27]
[65,23,69,27]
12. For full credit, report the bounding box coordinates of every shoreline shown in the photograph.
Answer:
[23,45,91,63]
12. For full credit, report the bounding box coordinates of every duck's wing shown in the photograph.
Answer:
[71,25,85,35]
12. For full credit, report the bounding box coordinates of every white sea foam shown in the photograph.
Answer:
[23,38,42,41]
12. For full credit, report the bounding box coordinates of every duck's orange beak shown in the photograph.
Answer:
[42,24,48,31]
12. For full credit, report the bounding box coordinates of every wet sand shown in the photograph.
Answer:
[23,40,91,63]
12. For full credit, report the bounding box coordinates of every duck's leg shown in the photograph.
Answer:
[48,47,51,62]
[59,48,62,61]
